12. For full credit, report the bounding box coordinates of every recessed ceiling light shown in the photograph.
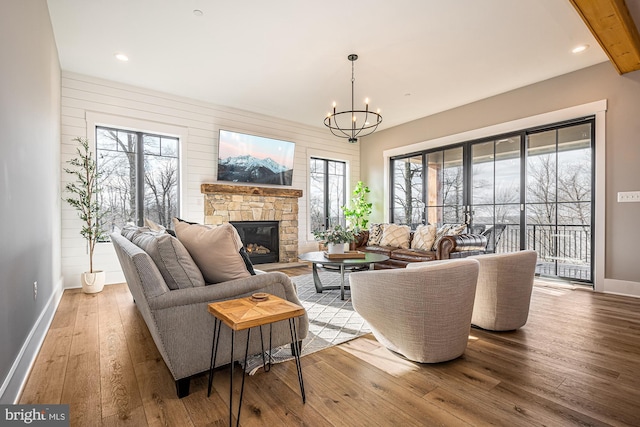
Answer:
[572,44,589,54]
[193,9,203,16]
[114,53,129,62]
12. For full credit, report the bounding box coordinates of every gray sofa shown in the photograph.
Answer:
[111,232,309,398]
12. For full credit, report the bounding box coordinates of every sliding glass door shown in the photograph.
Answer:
[526,123,593,281]
[423,147,465,227]
[470,136,521,253]
[390,118,594,283]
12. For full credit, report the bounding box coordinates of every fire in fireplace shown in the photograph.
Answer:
[230,221,279,264]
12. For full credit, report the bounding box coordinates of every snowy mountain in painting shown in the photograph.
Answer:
[217,155,293,185]
[220,155,288,173]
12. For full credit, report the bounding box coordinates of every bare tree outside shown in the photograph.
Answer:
[441,163,464,223]
[392,156,423,226]
[389,121,593,281]
[309,158,346,233]
[96,127,179,233]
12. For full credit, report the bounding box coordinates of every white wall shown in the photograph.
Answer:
[61,72,359,288]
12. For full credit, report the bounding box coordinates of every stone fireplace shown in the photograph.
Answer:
[201,184,303,263]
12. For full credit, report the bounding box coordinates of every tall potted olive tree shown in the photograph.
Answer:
[64,137,106,293]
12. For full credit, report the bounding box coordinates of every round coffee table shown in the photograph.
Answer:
[298,251,389,300]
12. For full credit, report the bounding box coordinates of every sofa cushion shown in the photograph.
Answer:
[173,220,252,284]
[380,224,411,249]
[411,224,437,250]
[361,245,393,257]
[390,248,437,262]
[368,223,385,246]
[131,230,205,290]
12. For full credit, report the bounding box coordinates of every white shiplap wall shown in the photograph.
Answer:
[61,71,360,288]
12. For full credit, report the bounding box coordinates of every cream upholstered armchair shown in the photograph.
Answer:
[350,259,479,363]
[469,250,538,331]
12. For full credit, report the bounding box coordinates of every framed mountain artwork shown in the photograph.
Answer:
[217,130,295,186]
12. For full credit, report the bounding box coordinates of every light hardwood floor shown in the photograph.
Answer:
[19,267,640,426]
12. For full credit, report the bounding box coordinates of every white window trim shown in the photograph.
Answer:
[383,100,607,291]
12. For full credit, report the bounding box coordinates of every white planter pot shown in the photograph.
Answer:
[327,243,345,254]
[81,270,105,294]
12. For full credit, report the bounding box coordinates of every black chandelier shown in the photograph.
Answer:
[324,54,382,143]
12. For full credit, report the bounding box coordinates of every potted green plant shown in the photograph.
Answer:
[64,137,107,293]
[341,181,372,232]
[313,224,355,254]
[342,181,372,249]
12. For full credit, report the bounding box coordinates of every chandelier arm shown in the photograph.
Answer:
[324,110,383,137]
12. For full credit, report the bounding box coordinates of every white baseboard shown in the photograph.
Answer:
[601,278,640,298]
[0,277,64,403]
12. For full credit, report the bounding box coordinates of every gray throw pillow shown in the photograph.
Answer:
[131,230,205,289]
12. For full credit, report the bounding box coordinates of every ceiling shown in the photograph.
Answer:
[47,0,636,132]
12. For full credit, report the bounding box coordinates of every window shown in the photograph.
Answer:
[96,126,179,232]
[390,118,594,283]
[391,155,424,227]
[309,158,346,233]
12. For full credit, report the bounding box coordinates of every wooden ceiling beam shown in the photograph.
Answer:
[570,0,640,74]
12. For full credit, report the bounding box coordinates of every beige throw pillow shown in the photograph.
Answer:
[379,224,411,249]
[411,224,437,251]
[173,220,251,284]
[144,217,165,231]
[431,224,452,251]
[448,223,467,236]
[431,223,468,250]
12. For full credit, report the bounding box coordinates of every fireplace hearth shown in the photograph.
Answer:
[231,221,279,264]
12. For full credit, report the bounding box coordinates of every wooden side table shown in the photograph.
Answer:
[207,294,306,427]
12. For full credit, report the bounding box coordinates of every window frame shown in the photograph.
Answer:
[388,117,595,283]
[309,156,348,233]
[85,112,188,238]
[96,126,181,230]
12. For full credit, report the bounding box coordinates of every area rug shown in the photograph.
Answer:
[243,270,371,374]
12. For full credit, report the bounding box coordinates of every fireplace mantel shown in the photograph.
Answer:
[201,183,302,198]
[201,183,302,263]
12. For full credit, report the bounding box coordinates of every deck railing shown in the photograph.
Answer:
[497,223,591,280]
